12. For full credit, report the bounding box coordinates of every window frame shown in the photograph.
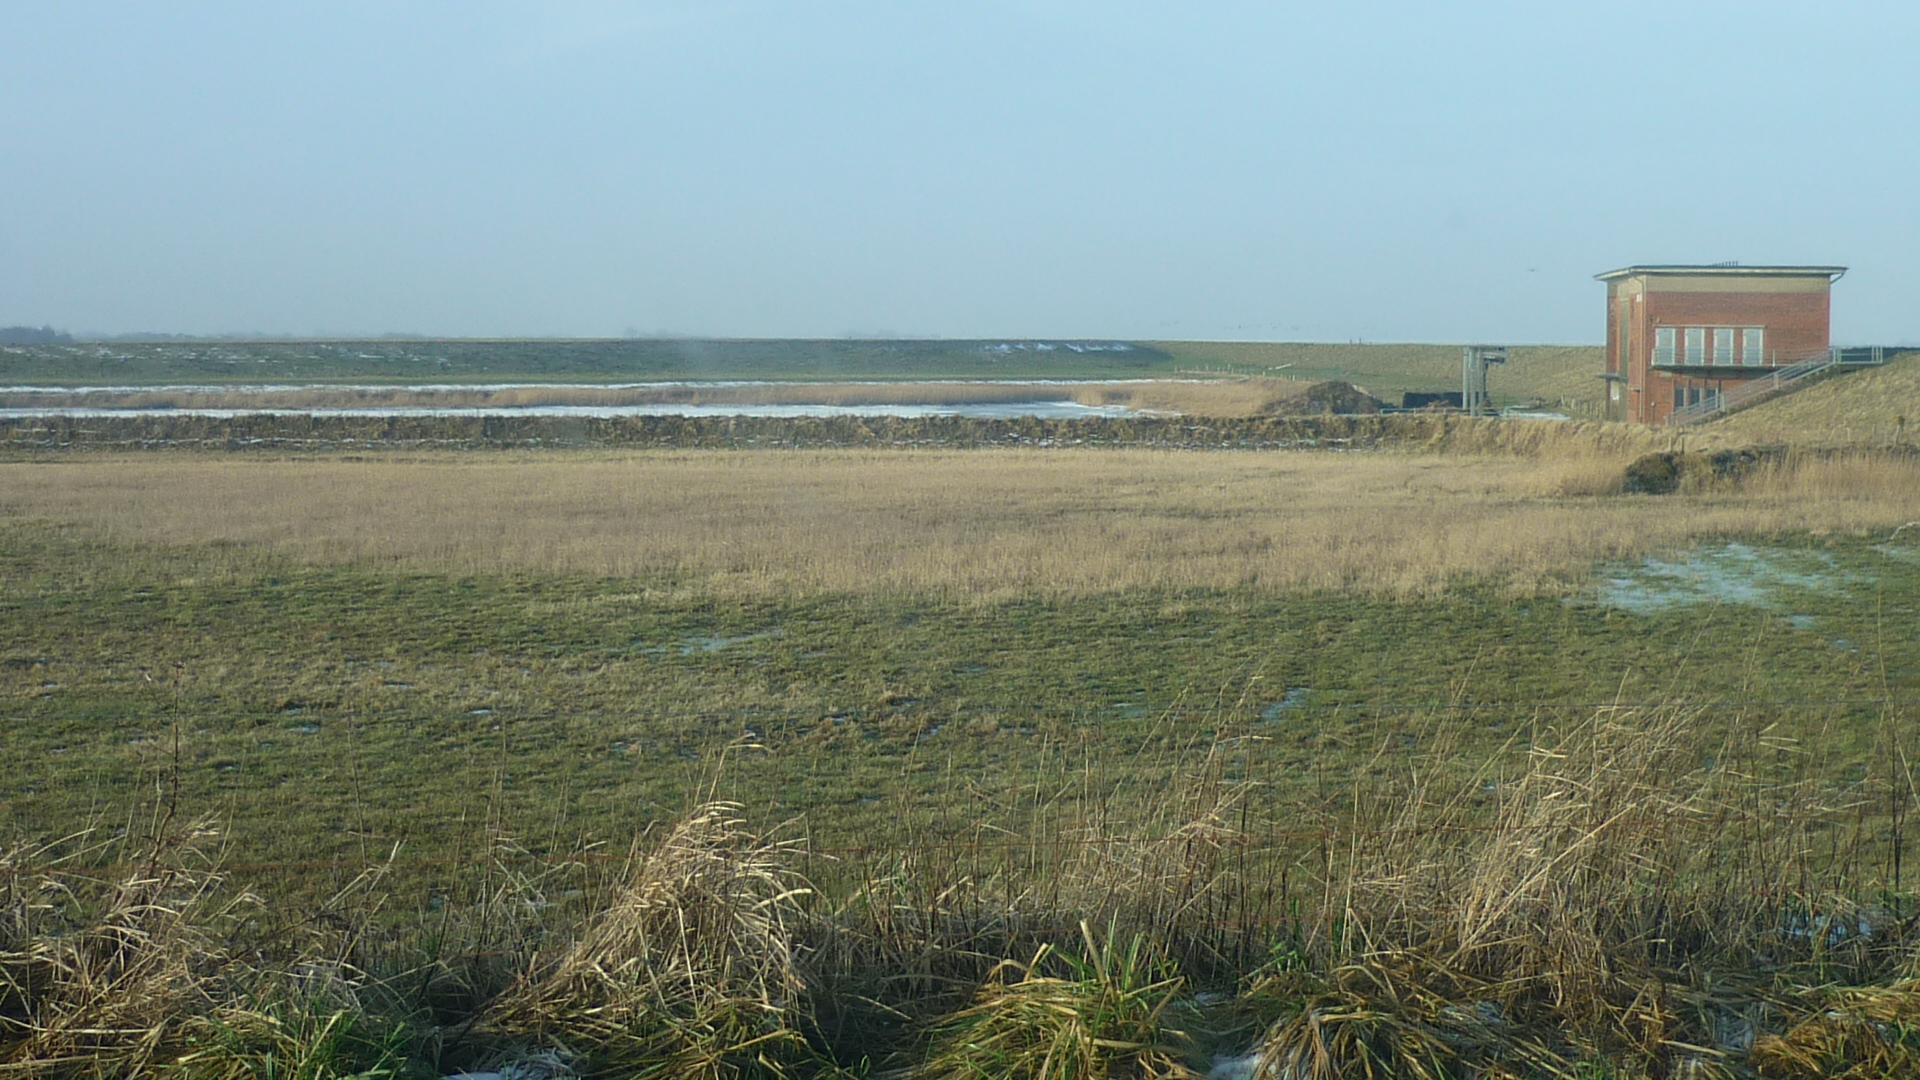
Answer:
[1684,327,1705,366]
[1742,327,1764,365]
[1712,327,1734,366]
[1654,327,1676,366]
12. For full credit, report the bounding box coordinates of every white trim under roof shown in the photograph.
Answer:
[1596,264,1847,282]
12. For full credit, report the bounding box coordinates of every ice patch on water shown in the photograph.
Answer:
[1598,543,1859,613]
[1261,687,1310,721]
[1209,1053,1263,1080]
[0,401,1139,420]
[680,629,782,655]
[1872,543,1919,562]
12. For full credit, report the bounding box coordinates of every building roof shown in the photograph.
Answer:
[1595,264,1846,282]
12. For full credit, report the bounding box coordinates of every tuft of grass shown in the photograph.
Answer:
[0,816,247,1077]
[479,802,816,1079]
[170,983,423,1080]
[1747,977,1920,1078]
[1236,704,1920,1079]
[906,922,1199,1080]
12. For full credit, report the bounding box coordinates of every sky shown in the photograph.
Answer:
[2,2,1916,343]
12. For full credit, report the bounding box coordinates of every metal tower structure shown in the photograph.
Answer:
[1462,346,1508,417]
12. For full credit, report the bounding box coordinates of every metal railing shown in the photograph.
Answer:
[1667,346,1893,426]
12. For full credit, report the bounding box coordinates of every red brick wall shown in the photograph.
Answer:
[1644,291,1830,365]
[1610,286,1833,423]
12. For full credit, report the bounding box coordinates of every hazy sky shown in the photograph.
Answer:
[3,3,1916,343]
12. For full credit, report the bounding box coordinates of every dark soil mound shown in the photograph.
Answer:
[1301,380,1385,415]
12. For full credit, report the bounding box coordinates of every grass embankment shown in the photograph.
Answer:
[4,446,1920,1075]
[2,412,1664,457]
[1702,349,1920,447]
[1151,342,1606,415]
[0,378,1317,419]
[0,339,1185,385]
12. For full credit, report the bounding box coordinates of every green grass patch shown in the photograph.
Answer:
[1,521,1912,902]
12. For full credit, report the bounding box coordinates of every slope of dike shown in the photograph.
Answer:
[0,412,1658,457]
[1704,350,1920,445]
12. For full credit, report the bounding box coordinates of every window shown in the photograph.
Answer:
[1713,327,1733,366]
[1742,327,1764,365]
[1655,327,1676,365]
[1674,385,1685,408]
[1685,327,1705,365]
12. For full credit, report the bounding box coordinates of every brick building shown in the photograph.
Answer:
[1597,264,1845,424]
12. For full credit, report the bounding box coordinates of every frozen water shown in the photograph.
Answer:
[1261,687,1310,721]
[0,401,1139,420]
[1209,1053,1264,1080]
[680,629,781,655]
[1598,543,1859,613]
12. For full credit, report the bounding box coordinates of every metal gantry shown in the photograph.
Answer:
[1462,346,1508,417]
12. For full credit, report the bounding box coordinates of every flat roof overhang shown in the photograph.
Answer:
[1597,264,1846,282]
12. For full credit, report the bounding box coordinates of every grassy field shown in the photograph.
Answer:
[4,449,1916,597]
[4,442,1919,1077]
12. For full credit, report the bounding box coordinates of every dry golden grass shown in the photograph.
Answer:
[1699,350,1920,447]
[5,448,1919,599]
[480,803,816,1079]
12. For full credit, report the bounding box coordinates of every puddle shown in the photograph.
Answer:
[1261,687,1311,721]
[1787,615,1817,630]
[1597,543,1861,613]
[679,629,782,655]
[291,723,321,735]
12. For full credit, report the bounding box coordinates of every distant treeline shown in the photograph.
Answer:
[0,325,73,345]
[0,411,1646,456]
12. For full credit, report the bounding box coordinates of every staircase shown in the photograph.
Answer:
[1667,346,1894,426]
